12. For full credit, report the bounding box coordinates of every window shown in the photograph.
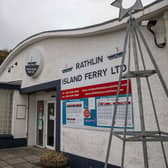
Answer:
[0,89,13,134]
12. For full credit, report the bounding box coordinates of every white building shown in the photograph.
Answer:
[0,1,168,168]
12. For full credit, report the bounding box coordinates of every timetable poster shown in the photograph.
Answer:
[66,101,84,126]
[61,80,134,129]
[96,96,133,128]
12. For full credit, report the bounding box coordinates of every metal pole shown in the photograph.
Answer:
[104,19,131,168]
[134,21,168,98]
[131,19,149,168]
[121,21,132,168]
[133,21,168,168]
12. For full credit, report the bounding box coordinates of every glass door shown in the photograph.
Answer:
[36,101,44,146]
[46,102,55,149]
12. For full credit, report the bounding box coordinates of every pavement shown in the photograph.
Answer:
[0,147,47,168]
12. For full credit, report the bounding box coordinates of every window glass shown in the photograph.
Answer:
[0,89,13,134]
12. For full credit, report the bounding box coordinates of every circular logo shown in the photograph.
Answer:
[84,109,91,118]
[25,48,43,78]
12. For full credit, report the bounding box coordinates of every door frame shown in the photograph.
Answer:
[36,100,45,148]
[27,80,61,151]
[45,101,56,150]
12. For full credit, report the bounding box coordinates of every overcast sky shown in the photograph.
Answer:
[0,0,156,49]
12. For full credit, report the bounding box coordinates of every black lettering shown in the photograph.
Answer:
[115,65,120,73]
[76,56,104,70]
[111,64,127,75]
[77,75,82,81]
[97,56,103,63]
[62,75,82,85]
[93,71,98,78]
[80,62,85,68]
[122,64,127,72]
[85,68,107,80]
[102,68,107,76]
[97,70,102,77]
[85,73,89,80]
[111,67,116,74]
[76,63,80,69]
[83,60,88,67]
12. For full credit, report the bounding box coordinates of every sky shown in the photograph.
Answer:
[0,0,156,49]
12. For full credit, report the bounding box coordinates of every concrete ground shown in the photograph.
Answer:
[0,147,47,168]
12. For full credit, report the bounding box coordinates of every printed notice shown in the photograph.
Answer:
[62,80,134,129]
[88,97,95,110]
[97,96,133,128]
[66,101,84,126]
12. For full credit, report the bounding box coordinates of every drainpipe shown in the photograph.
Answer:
[163,11,168,47]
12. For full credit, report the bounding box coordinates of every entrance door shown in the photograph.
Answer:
[46,102,55,149]
[36,101,44,146]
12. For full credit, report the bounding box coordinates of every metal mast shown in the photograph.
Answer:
[104,0,168,168]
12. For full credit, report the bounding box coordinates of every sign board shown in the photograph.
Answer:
[16,105,26,120]
[25,48,43,78]
[61,51,134,129]
[62,80,133,128]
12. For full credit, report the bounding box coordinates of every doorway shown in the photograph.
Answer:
[46,101,56,149]
[28,81,61,151]
[36,101,44,146]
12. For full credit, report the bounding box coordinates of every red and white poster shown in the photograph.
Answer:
[62,80,134,128]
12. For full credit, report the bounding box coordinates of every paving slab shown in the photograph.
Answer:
[0,160,9,167]
[7,158,26,165]
[0,154,16,160]
[3,166,14,168]
[13,162,35,168]
[0,147,46,168]
[24,155,40,162]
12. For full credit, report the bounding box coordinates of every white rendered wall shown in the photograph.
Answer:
[11,90,28,138]
[27,94,36,146]
[0,12,167,168]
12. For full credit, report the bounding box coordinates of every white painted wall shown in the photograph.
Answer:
[11,90,28,138]
[27,94,36,146]
[0,8,167,168]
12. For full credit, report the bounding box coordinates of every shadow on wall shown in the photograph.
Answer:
[66,153,120,168]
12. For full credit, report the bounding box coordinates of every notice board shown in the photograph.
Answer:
[61,80,134,129]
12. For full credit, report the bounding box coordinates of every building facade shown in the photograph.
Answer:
[0,1,168,168]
